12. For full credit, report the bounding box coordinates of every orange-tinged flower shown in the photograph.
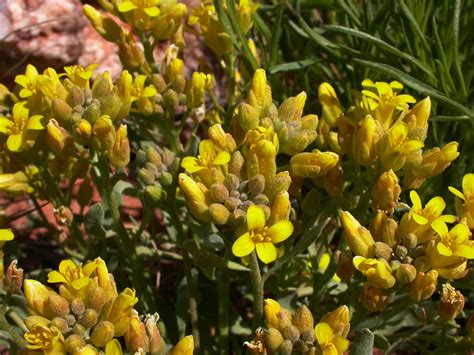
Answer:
[315,322,350,355]
[449,173,474,228]
[232,205,293,264]
[353,256,395,289]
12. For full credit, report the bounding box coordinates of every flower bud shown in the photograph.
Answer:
[238,103,259,131]
[178,174,210,222]
[353,115,379,166]
[108,124,130,168]
[413,256,430,273]
[248,69,272,118]
[92,115,116,152]
[24,315,50,330]
[54,206,74,227]
[336,252,355,281]
[209,203,230,225]
[83,4,122,42]
[320,305,350,337]
[292,305,314,334]
[396,264,417,285]
[281,325,300,344]
[125,313,149,353]
[70,298,85,316]
[145,185,163,205]
[80,309,99,328]
[145,313,163,354]
[73,119,92,145]
[353,256,395,289]
[87,286,107,311]
[265,172,291,201]
[290,150,339,178]
[229,151,245,177]
[65,334,86,353]
[264,299,281,329]
[318,83,342,126]
[264,328,284,352]
[169,335,194,355]
[52,98,73,122]
[210,183,230,203]
[372,170,401,214]
[186,72,213,108]
[277,309,293,330]
[5,260,23,293]
[409,270,438,302]
[48,292,70,318]
[47,119,75,157]
[439,283,464,321]
[91,320,115,347]
[23,280,53,318]
[340,211,375,258]
[278,339,293,354]
[360,284,389,312]
[51,317,69,333]
[374,242,392,261]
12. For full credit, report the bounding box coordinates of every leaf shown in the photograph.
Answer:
[353,59,474,118]
[323,24,437,82]
[297,16,339,57]
[183,240,250,272]
[201,233,225,252]
[398,0,431,52]
[269,4,283,67]
[269,59,320,74]
[85,203,106,237]
[350,328,375,355]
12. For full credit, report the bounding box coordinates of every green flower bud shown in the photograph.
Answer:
[292,305,314,334]
[83,4,122,42]
[264,328,284,352]
[145,185,163,204]
[396,264,417,285]
[163,89,180,111]
[402,234,418,249]
[83,102,101,123]
[278,339,293,355]
[52,99,73,122]
[91,320,115,348]
[70,86,85,106]
[238,103,259,132]
[248,174,265,195]
[395,245,408,259]
[210,183,230,203]
[374,242,393,261]
[48,293,70,318]
[209,203,230,225]
[80,309,99,329]
[152,74,167,93]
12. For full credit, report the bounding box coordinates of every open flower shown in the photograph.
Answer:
[315,322,350,355]
[449,173,474,228]
[232,205,293,264]
[0,101,44,152]
[361,79,416,111]
[353,256,395,289]
[24,325,66,354]
[117,0,160,30]
[432,221,474,259]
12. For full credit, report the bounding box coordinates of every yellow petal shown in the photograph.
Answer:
[246,205,266,230]
[410,190,422,211]
[47,270,68,284]
[181,157,204,173]
[437,242,452,256]
[142,86,157,98]
[315,322,334,345]
[105,339,123,355]
[425,196,445,216]
[0,229,14,242]
[448,186,465,201]
[431,219,448,238]
[199,139,215,156]
[213,151,230,165]
[232,233,255,257]
[117,1,137,12]
[7,134,23,152]
[462,174,474,199]
[255,242,277,264]
[390,81,404,91]
[453,244,474,259]
[450,223,470,243]
[144,6,160,16]
[268,220,293,244]
[412,213,428,225]
[334,335,350,353]
[26,115,44,130]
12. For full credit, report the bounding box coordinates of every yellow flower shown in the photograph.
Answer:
[378,121,424,171]
[117,0,160,30]
[169,335,194,355]
[409,270,438,302]
[232,205,293,264]
[426,240,468,280]
[14,64,39,99]
[47,259,98,300]
[185,72,214,109]
[105,339,123,355]
[0,229,14,249]
[353,256,395,289]
[181,139,230,185]
[263,298,281,329]
[103,288,138,337]
[318,253,341,282]
[0,101,44,152]
[131,75,157,115]
[314,322,350,355]
[0,165,39,194]
[432,221,474,259]
[290,150,340,179]
[320,305,350,337]
[63,64,98,89]
[236,0,259,34]
[449,173,474,228]
[371,170,401,214]
[178,173,211,222]
[318,82,343,126]
[24,325,65,354]
[152,1,187,40]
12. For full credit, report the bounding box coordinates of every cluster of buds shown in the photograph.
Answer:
[84,1,187,68]
[340,186,474,311]
[188,0,259,57]
[246,299,350,354]
[317,80,459,190]
[136,145,178,205]
[21,257,164,354]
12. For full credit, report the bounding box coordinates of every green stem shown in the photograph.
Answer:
[183,254,200,353]
[249,250,264,329]
[0,313,26,349]
[218,246,231,353]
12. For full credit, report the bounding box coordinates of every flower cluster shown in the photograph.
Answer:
[246,299,351,354]
[340,180,474,312]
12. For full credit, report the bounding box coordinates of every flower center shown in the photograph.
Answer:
[250,227,272,243]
